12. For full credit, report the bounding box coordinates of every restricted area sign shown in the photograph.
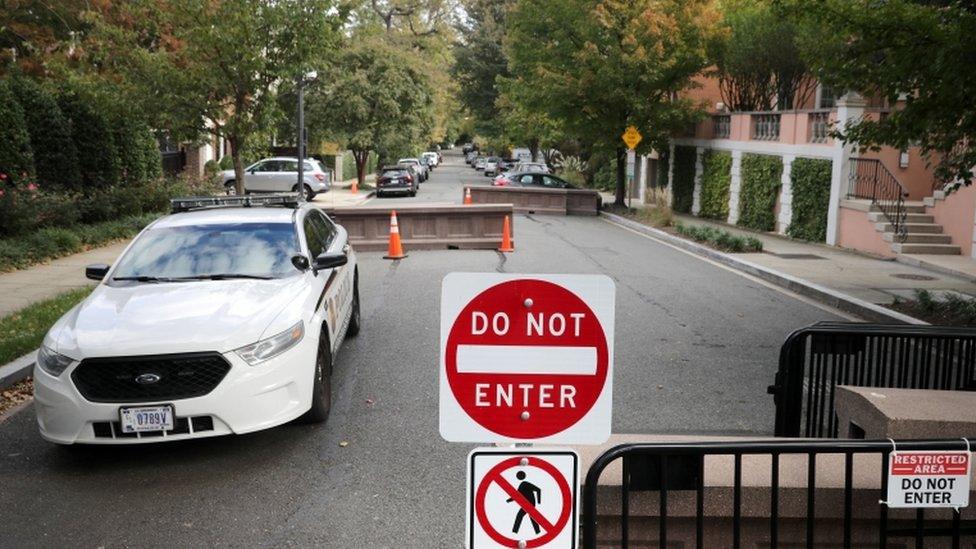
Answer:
[621,125,642,150]
[440,273,615,444]
[886,451,971,508]
[467,448,579,549]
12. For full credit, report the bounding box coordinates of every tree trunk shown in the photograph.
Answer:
[354,149,369,187]
[230,135,245,195]
[529,137,540,163]
[614,146,626,206]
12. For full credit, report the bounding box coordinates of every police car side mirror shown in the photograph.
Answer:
[291,255,310,271]
[313,252,347,271]
[86,263,110,281]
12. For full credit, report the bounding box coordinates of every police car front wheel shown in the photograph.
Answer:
[304,330,333,423]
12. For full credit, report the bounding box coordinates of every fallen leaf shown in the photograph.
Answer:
[339,441,349,447]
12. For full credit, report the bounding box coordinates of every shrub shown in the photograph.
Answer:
[636,187,673,228]
[59,88,120,189]
[698,150,732,220]
[738,153,783,231]
[675,223,763,252]
[9,77,80,190]
[115,118,162,184]
[218,155,234,170]
[787,157,832,241]
[672,146,697,213]
[0,81,35,180]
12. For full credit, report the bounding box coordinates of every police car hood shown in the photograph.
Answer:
[51,278,308,357]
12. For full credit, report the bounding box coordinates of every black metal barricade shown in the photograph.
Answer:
[582,439,976,549]
[768,322,976,438]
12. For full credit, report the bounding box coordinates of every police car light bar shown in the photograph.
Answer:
[170,194,301,213]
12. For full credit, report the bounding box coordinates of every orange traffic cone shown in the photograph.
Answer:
[384,210,407,260]
[351,178,358,195]
[499,215,514,253]
[463,187,472,205]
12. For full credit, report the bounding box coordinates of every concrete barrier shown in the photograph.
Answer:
[319,203,514,252]
[466,186,601,215]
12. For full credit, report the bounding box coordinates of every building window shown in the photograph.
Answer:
[816,84,836,109]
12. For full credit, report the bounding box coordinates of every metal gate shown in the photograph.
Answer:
[768,322,976,438]
[581,439,976,548]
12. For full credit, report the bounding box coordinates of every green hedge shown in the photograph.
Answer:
[59,89,120,189]
[0,81,35,180]
[698,150,731,220]
[656,150,670,190]
[787,158,833,242]
[738,154,783,231]
[672,146,697,213]
[10,77,80,190]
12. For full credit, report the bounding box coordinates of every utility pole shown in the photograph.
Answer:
[296,70,318,203]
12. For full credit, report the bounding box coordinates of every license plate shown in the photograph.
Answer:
[119,405,174,433]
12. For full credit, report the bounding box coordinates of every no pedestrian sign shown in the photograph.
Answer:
[886,451,971,508]
[439,273,615,444]
[467,448,579,549]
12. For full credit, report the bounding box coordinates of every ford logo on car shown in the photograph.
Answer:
[134,373,162,385]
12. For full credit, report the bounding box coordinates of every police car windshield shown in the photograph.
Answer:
[112,222,299,281]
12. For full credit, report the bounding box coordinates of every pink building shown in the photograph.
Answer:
[638,80,976,261]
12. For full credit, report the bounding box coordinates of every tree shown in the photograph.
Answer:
[9,76,81,190]
[785,0,976,185]
[308,37,434,186]
[709,0,815,111]
[0,81,35,180]
[452,0,509,136]
[85,0,343,194]
[58,87,120,189]
[505,0,717,205]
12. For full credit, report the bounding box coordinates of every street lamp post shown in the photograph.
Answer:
[296,70,318,203]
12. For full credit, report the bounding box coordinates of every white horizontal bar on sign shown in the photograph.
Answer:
[455,345,597,375]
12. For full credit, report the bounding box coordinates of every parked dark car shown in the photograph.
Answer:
[493,172,577,189]
[376,166,418,197]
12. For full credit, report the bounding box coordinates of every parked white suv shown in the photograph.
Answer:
[221,157,331,201]
[421,152,439,168]
[33,195,360,444]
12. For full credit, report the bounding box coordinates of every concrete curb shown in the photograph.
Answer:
[0,350,36,391]
[600,211,927,325]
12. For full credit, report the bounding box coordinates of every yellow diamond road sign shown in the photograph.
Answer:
[622,126,642,150]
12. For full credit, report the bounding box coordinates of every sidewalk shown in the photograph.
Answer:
[0,242,125,318]
[312,175,376,208]
[672,214,976,306]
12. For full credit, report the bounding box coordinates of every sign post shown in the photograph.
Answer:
[621,126,642,209]
[467,447,579,549]
[886,450,971,508]
[440,273,615,445]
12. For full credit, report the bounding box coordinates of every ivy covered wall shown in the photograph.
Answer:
[738,154,783,231]
[671,145,696,213]
[698,150,732,220]
[787,158,833,241]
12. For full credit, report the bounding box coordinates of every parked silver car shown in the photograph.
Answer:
[221,157,331,201]
[398,158,429,182]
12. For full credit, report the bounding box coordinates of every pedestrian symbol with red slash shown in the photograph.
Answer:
[467,448,579,548]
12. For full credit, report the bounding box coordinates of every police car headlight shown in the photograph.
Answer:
[236,321,304,366]
[38,346,74,377]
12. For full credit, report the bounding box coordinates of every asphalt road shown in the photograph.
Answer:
[0,151,843,547]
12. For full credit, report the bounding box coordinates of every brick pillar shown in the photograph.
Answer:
[827,92,867,245]
[184,145,205,179]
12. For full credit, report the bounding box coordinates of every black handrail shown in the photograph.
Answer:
[847,158,909,242]
[581,439,976,549]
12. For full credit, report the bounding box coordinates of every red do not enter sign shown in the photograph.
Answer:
[440,274,615,444]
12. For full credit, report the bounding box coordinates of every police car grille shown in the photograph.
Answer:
[72,352,231,403]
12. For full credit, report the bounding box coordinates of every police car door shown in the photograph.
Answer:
[304,210,354,351]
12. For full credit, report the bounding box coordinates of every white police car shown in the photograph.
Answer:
[33,195,360,444]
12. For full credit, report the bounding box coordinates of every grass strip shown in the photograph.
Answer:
[0,286,95,365]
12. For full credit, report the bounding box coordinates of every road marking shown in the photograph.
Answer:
[600,217,861,321]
